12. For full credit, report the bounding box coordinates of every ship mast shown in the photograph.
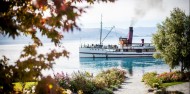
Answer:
[100,15,103,45]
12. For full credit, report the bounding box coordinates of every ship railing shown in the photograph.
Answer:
[80,43,154,49]
[123,43,154,47]
[80,44,103,48]
[80,44,119,49]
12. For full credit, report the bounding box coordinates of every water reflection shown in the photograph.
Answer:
[80,57,165,75]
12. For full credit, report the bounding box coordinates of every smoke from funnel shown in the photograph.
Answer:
[130,0,163,26]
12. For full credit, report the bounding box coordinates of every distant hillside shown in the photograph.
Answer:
[63,27,157,40]
[0,27,157,44]
[133,27,157,37]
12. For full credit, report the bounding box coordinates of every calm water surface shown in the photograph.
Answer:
[0,40,171,76]
[80,57,170,77]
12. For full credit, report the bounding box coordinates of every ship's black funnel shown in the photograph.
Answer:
[128,27,133,44]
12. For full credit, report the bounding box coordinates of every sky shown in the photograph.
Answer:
[78,0,190,28]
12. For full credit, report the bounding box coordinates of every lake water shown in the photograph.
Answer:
[0,38,171,77]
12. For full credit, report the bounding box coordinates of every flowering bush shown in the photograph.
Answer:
[95,68,127,88]
[112,68,127,84]
[170,71,183,81]
[145,77,162,88]
[143,71,190,89]
[55,68,127,94]
[157,72,171,82]
[69,71,96,94]
[142,72,157,82]
[158,71,183,82]
[93,77,108,89]
[142,72,162,88]
[55,72,71,89]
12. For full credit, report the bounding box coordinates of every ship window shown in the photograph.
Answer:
[116,49,120,52]
[128,49,135,52]
[143,49,148,52]
[136,49,142,53]
[123,49,128,52]
[149,49,155,52]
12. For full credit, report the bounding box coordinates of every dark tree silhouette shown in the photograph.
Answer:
[0,0,115,93]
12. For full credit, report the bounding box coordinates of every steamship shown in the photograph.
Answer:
[79,19,156,58]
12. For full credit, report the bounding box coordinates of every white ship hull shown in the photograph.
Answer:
[79,47,155,58]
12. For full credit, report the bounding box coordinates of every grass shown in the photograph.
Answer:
[13,82,37,92]
[161,82,184,88]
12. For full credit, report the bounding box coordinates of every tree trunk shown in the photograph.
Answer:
[181,62,184,73]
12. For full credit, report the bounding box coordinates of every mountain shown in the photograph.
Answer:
[133,27,157,37]
[0,27,157,44]
[63,27,157,40]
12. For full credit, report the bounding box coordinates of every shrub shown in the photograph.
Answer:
[158,71,184,82]
[93,77,108,89]
[55,68,127,94]
[145,77,162,88]
[143,71,190,89]
[170,71,183,81]
[142,72,157,82]
[110,85,119,91]
[55,72,71,89]
[142,72,162,88]
[93,89,112,94]
[95,68,126,88]
[69,71,96,94]
[110,68,126,84]
[157,72,170,82]
[102,88,114,94]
